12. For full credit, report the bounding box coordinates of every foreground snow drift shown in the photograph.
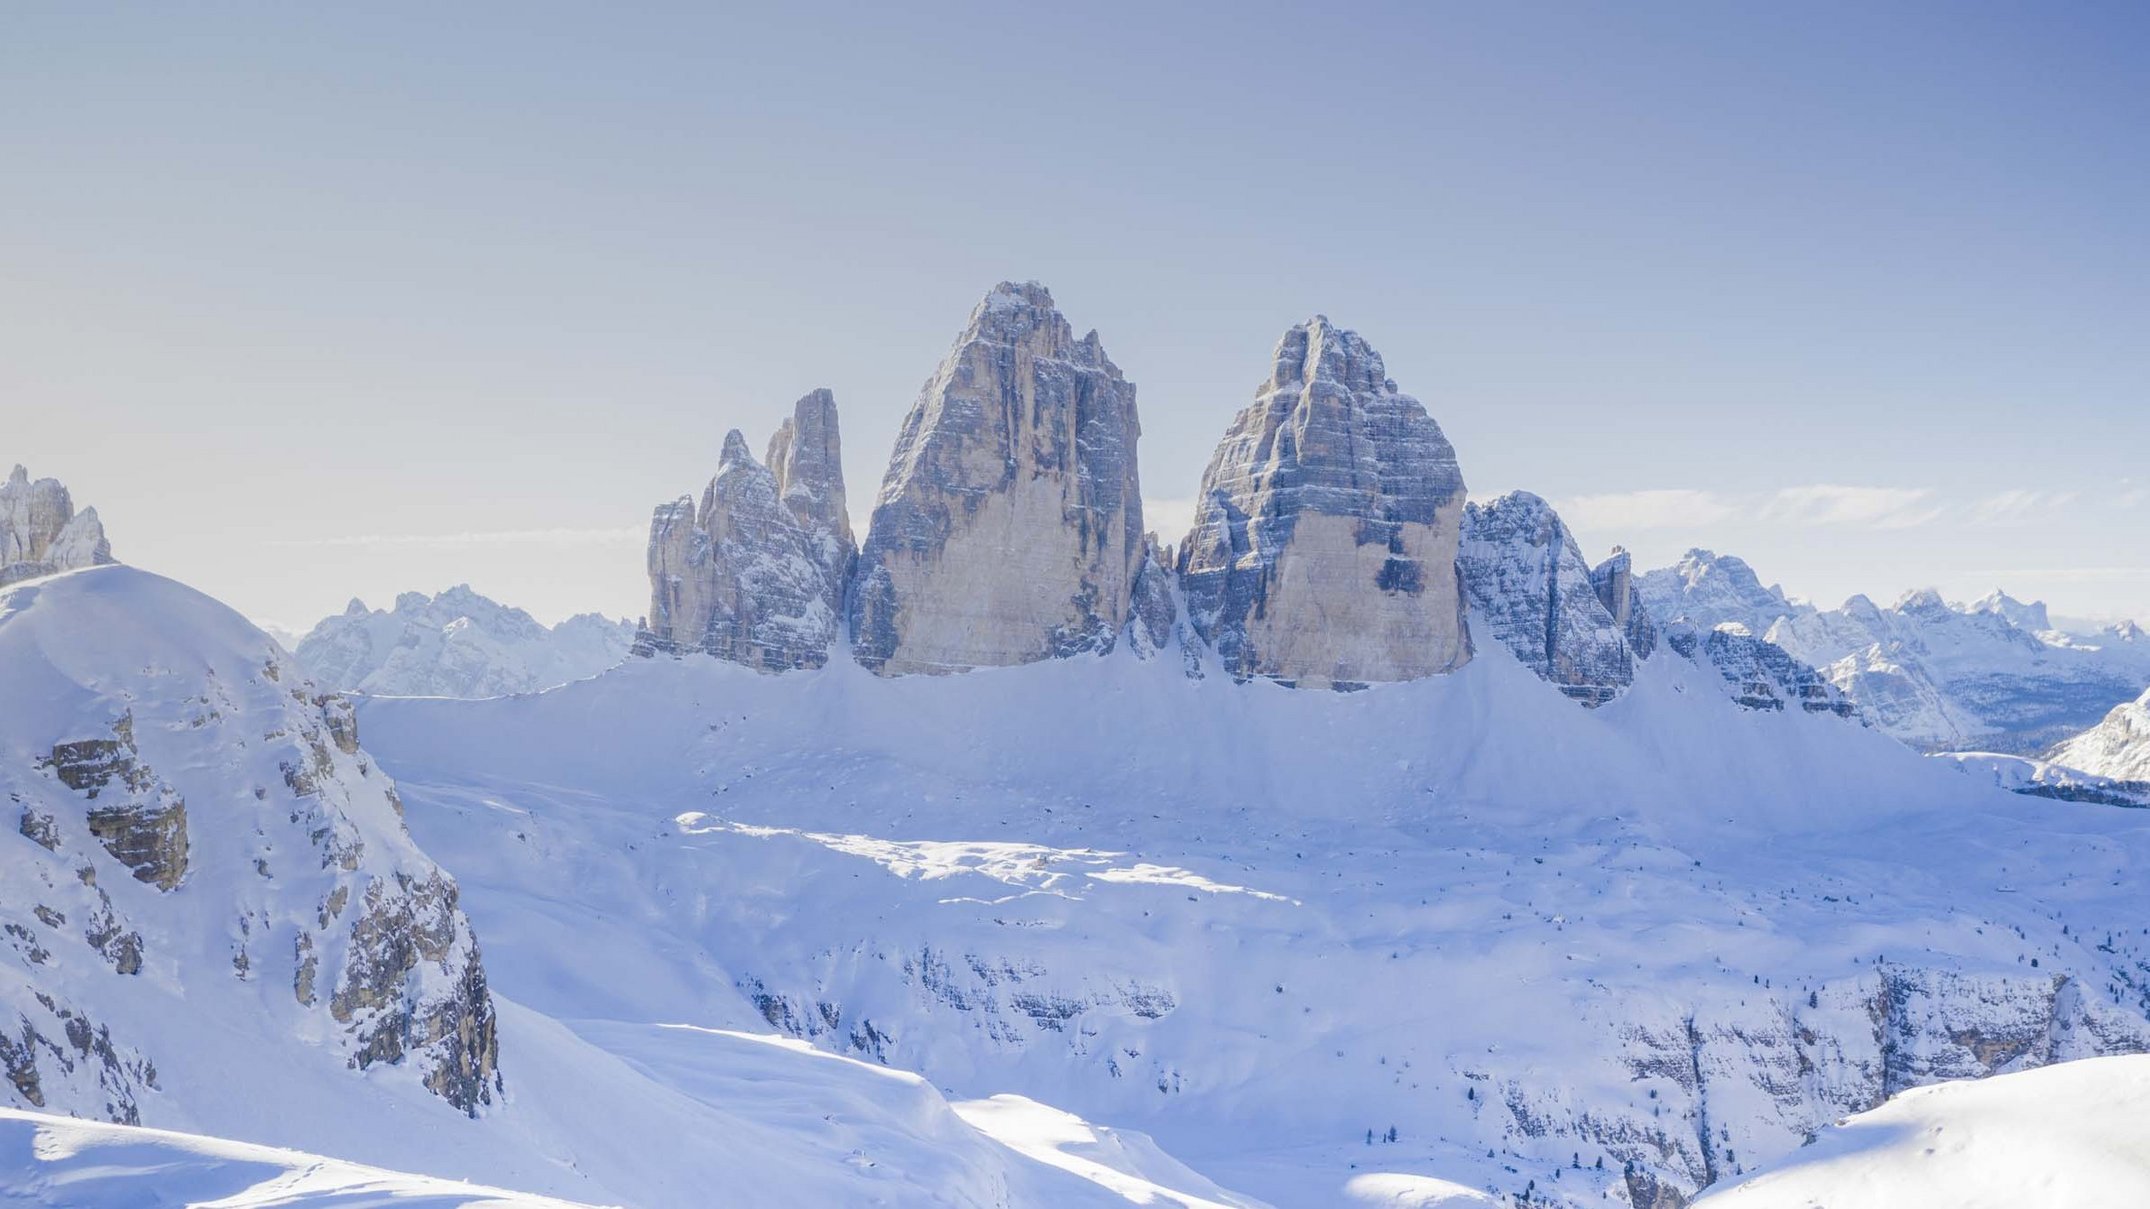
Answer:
[361,642,2150,1207]
[0,1108,594,1208]
[1696,1055,2150,1208]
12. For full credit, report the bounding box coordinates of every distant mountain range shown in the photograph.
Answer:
[289,587,633,698]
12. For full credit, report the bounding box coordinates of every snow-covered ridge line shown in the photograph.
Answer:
[1641,548,2149,752]
[293,584,633,698]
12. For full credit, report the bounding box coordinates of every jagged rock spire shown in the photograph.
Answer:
[1,465,115,587]
[1176,317,1469,689]
[1589,546,1659,660]
[1459,492,1637,705]
[639,391,856,670]
[848,282,1144,675]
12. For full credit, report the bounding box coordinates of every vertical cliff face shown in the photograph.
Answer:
[1,466,113,587]
[849,283,1144,675]
[1459,492,1636,705]
[640,391,856,670]
[1176,318,1469,689]
[1590,547,1659,660]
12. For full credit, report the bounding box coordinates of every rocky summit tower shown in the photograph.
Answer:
[1177,318,1470,688]
[848,282,1145,675]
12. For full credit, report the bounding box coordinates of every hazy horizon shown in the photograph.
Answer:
[6,4,2144,630]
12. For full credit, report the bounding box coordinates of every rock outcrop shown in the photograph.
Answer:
[1459,492,1635,705]
[1176,317,1469,689]
[1665,621,1857,716]
[1,566,500,1121]
[1589,547,1658,661]
[0,466,113,587]
[849,283,1144,675]
[640,390,856,671]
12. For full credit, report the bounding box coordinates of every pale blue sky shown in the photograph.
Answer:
[4,3,2145,628]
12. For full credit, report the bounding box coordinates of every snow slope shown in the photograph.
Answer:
[0,566,1244,1209]
[2050,687,2150,783]
[0,1107,595,1208]
[360,635,2150,1208]
[1694,1055,2150,1209]
[293,587,631,698]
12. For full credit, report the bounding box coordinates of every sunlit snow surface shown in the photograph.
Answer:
[0,1107,594,1207]
[1696,1054,2150,1208]
[361,638,2150,1207]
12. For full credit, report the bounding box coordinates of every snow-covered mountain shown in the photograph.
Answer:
[360,633,2150,1209]
[292,586,632,698]
[2049,686,2150,783]
[1695,1055,2150,1208]
[1639,550,2150,752]
[10,280,2149,1209]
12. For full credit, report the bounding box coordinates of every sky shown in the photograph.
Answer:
[3,3,2146,630]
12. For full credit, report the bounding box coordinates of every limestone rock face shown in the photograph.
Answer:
[640,391,856,670]
[1590,547,1659,660]
[1,467,113,587]
[1177,317,1469,689]
[849,283,1144,675]
[1459,492,1635,706]
[1126,535,1178,661]
[1666,621,1858,717]
[0,566,500,1121]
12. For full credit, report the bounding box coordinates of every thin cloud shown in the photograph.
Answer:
[1554,489,1738,532]
[1758,484,1943,529]
[271,527,645,549]
[1970,489,2079,524]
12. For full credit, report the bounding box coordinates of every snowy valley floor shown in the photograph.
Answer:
[348,643,2150,1207]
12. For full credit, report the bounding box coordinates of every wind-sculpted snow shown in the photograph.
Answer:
[294,586,631,698]
[1177,317,1469,689]
[0,465,113,587]
[360,641,2150,1208]
[850,282,1144,675]
[1694,1055,2150,1209]
[0,1107,597,1207]
[1459,492,1635,705]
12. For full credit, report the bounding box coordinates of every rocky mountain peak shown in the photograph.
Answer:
[1459,492,1636,705]
[1176,317,1469,689]
[639,391,856,671]
[1971,588,2051,633]
[1,466,115,587]
[848,282,1144,675]
[1636,547,1797,636]
[764,387,852,559]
